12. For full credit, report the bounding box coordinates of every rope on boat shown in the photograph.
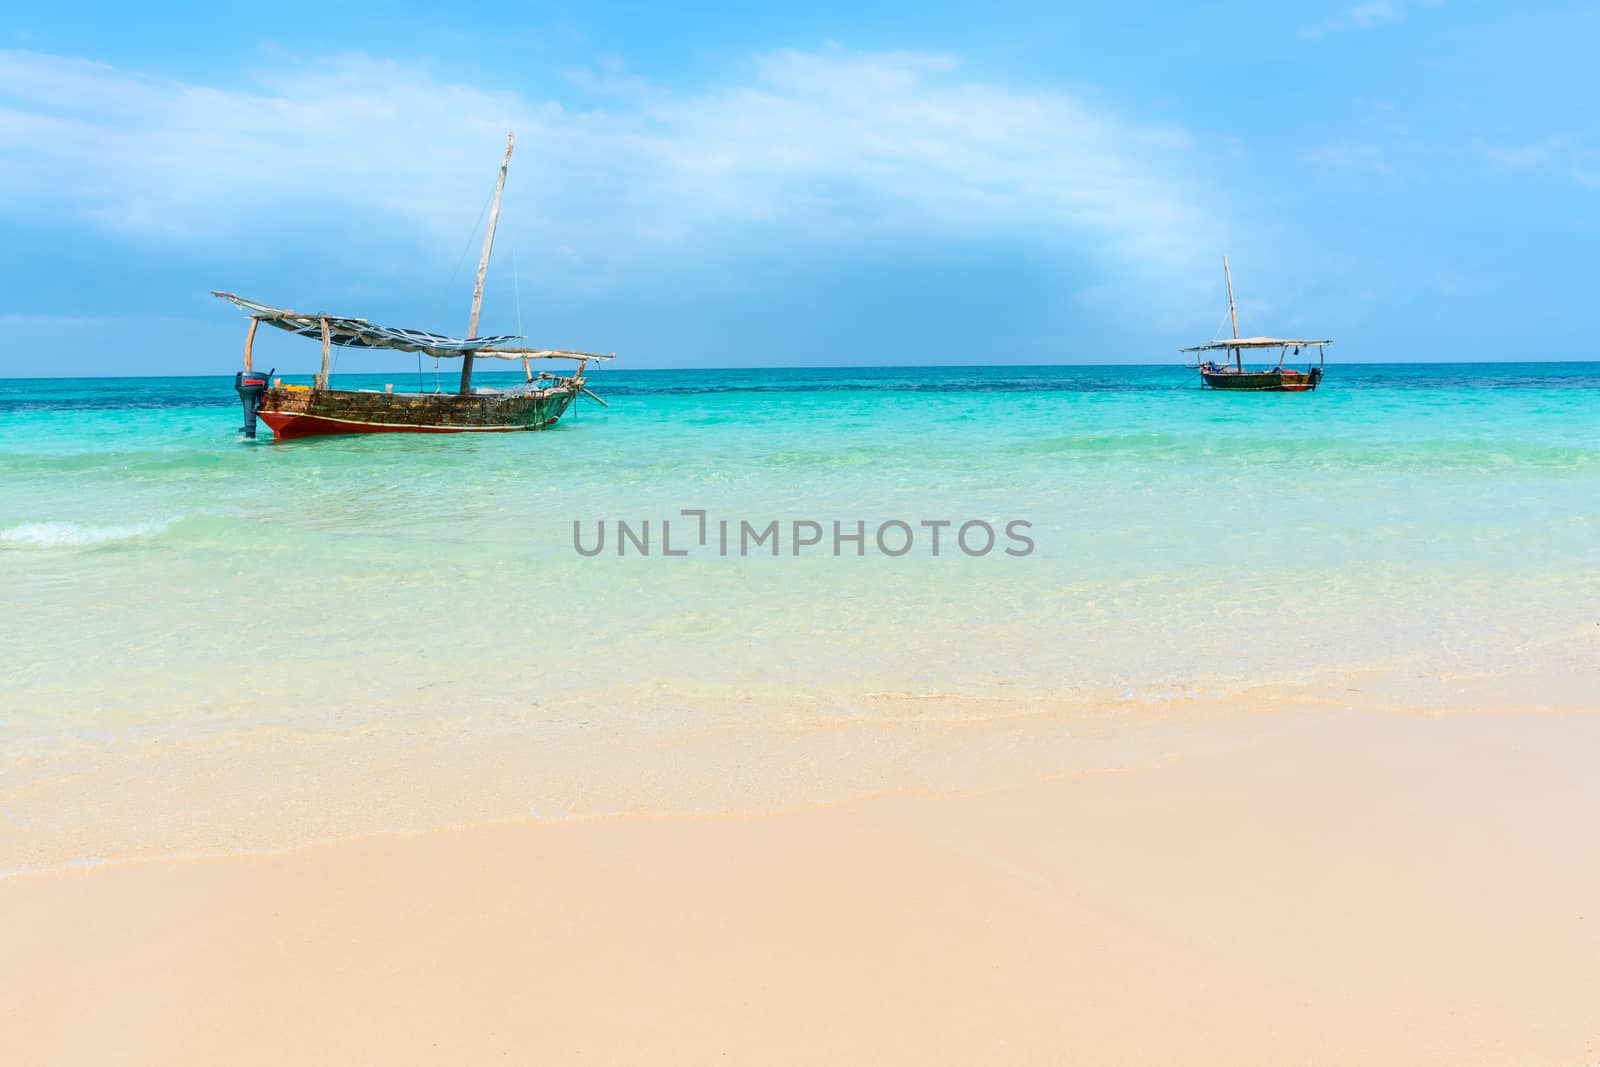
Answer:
[433,185,497,325]
[512,242,524,338]
[420,181,498,394]
[512,242,529,382]
[1211,307,1234,342]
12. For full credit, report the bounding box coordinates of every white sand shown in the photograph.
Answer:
[3,706,1597,1065]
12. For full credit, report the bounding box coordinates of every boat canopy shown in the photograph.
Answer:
[1181,336,1331,352]
[211,292,613,361]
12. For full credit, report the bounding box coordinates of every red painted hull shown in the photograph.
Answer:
[258,410,555,440]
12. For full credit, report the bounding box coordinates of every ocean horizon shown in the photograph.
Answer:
[6,357,1600,383]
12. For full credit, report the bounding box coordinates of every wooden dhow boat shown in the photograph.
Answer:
[222,132,612,440]
[1182,257,1329,392]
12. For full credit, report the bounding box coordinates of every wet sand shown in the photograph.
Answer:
[3,705,1597,1065]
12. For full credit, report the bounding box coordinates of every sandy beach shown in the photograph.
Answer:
[6,2,1600,1060]
[5,703,1596,1066]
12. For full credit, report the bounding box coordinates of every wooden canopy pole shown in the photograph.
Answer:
[317,316,332,389]
[1223,255,1240,370]
[460,131,515,395]
[243,317,260,372]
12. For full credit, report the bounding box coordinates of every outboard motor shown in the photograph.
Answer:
[234,367,273,438]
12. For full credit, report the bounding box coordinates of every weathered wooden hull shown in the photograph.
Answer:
[1200,369,1321,392]
[255,385,578,440]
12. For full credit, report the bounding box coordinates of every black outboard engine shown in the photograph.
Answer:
[234,367,273,438]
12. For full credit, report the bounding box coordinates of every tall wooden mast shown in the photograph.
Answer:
[459,131,515,395]
[1223,255,1240,370]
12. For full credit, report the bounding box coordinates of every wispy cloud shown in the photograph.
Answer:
[1474,135,1600,190]
[1299,126,1600,193]
[1301,0,1445,39]
[1301,141,1394,174]
[0,46,1220,278]
[1477,142,1555,168]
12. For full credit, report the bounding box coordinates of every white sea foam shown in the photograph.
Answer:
[0,519,170,548]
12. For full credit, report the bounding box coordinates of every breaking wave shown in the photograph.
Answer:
[0,519,171,549]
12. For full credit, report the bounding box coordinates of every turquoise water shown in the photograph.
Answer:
[2,364,1598,861]
[4,363,1597,733]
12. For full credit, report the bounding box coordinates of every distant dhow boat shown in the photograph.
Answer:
[220,132,613,440]
[1182,257,1329,392]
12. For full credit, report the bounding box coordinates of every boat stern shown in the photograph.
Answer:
[233,367,273,438]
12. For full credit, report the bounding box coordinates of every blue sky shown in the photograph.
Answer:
[2,1,1596,375]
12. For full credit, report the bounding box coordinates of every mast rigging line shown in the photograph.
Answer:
[425,179,499,393]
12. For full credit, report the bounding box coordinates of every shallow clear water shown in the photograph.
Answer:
[3,363,1598,866]
[0,369,1587,726]
[2,363,1597,742]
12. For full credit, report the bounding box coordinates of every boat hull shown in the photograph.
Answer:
[1200,369,1321,392]
[254,385,578,440]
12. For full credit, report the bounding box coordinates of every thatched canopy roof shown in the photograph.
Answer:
[1181,336,1331,353]
[212,292,613,361]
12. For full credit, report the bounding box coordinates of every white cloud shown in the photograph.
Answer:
[1350,2,1404,29]
[1477,141,1555,168]
[1474,135,1600,190]
[1301,141,1394,174]
[1299,129,1599,192]
[1302,0,1445,39]
[0,46,1220,276]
